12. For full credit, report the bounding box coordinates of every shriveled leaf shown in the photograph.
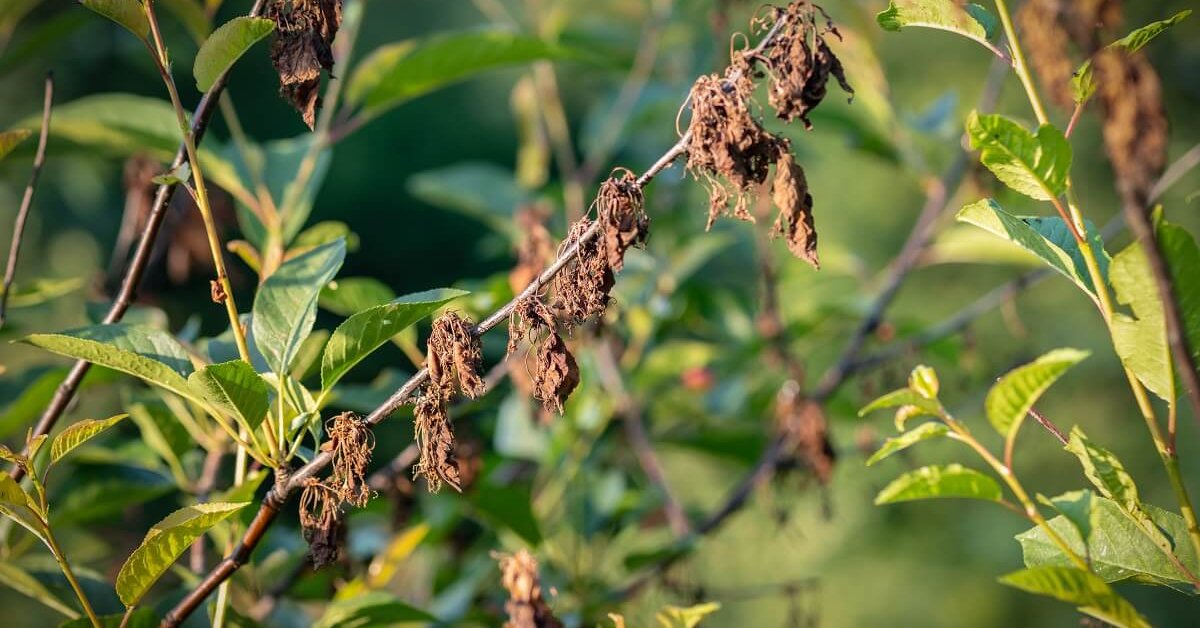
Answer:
[314,591,437,628]
[49,413,128,464]
[876,1,997,51]
[966,112,1071,201]
[321,288,467,390]
[188,360,270,431]
[115,502,248,607]
[252,239,346,374]
[999,567,1148,628]
[0,561,79,619]
[0,128,31,161]
[656,602,722,628]
[1018,496,1200,588]
[985,348,1088,436]
[80,0,148,41]
[866,422,948,466]
[21,324,196,402]
[193,16,275,91]
[1109,241,1172,400]
[957,199,1108,296]
[875,464,1002,504]
[348,30,590,117]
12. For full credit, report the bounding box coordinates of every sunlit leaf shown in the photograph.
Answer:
[984,348,1088,436]
[999,567,1148,628]
[49,413,128,464]
[1110,10,1190,54]
[966,112,1071,201]
[320,277,396,317]
[192,16,275,91]
[1109,241,1172,400]
[875,464,1002,504]
[80,0,148,41]
[115,502,248,607]
[0,128,31,161]
[656,602,722,628]
[0,561,79,619]
[866,422,948,466]
[188,360,270,431]
[252,240,346,374]
[0,471,43,539]
[876,1,998,52]
[1062,427,1167,550]
[321,288,467,391]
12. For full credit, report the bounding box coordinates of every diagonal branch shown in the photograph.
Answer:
[161,15,794,626]
[8,0,270,483]
[0,72,53,329]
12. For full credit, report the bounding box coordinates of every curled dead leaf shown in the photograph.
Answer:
[770,150,819,268]
[265,0,343,129]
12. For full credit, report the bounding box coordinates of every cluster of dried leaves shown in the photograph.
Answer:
[774,381,835,484]
[265,0,343,129]
[1019,0,1124,107]
[298,412,374,566]
[494,550,562,628]
[684,1,850,269]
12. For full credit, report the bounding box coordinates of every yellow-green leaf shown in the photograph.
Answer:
[188,360,270,431]
[866,422,948,466]
[876,1,998,53]
[999,567,1148,628]
[252,240,346,374]
[193,16,275,91]
[80,0,149,41]
[0,561,80,619]
[49,413,128,464]
[115,502,248,607]
[875,464,1002,504]
[1110,241,1172,400]
[966,111,1071,201]
[656,602,722,628]
[985,348,1088,436]
[0,128,31,161]
[0,471,44,540]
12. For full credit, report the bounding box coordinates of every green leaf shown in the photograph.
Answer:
[188,360,270,431]
[59,608,158,628]
[160,0,211,42]
[53,465,173,524]
[999,567,1148,628]
[876,1,998,51]
[1109,241,1172,400]
[966,112,1071,201]
[0,277,85,309]
[80,0,148,41]
[875,464,1002,504]
[0,367,120,439]
[192,16,275,91]
[471,482,542,546]
[1037,489,1094,547]
[1062,427,1163,544]
[21,324,197,402]
[320,277,396,317]
[321,288,467,391]
[0,561,80,619]
[908,364,940,399]
[127,401,192,485]
[292,221,360,254]
[1157,217,1200,379]
[347,29,589,118]
[957,199,1108,295]
[115,502,248,607]
[866,422,948,466]
[984,348,1088,436]
[225,133,331,245]
[0,128,31,161]
[407,163,525,241]
[0,471,43,539]
[314,591,437,628]
[656,602,722,628]
[1110,10,1190,54]
[49,413,128,464]
[858,387,943,432]
[1071,60,1096,106]
[252,240,346,374]
[1018,496,1200,588]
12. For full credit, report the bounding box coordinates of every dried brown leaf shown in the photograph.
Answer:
[495,549,562,628]
[428,311,486,399]
[770,150,819,268]
[761,2,853,128]
[413,388,462,493]
[1094,48,1167,207]
[265,0,343,129]
[298,478,342,568]
[596,169,648,273]
[323,411,374,507]
[553,218,614,323]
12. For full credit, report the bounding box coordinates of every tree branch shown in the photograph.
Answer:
[8,0,270,483]
[0,72,53,329]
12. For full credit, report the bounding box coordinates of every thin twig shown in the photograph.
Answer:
[0,72,53,329]
[7,0,270,484]
[1028,407,1068,446]
[162,17,792,626]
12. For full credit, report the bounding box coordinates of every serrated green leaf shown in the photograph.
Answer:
[21,324,197,402]
[1109,241,1173,400]
[115,502,248,607]
[858,388,942,420]
[0,128,31,161]
[966,112,1071,201]
[347,29,590,118]
[875,464,1002,504]
[656,602,722,628]
[1018,496,1200,588]
[188,360,270,431]
[866,422,948,466]
[1110,10,1190,54]
[985,348,1088,436]
[1037,489,1094,548]
[80,0,148,41]
[193,16,274,91]
[876,1,997,53]
[314,591,437,628]
[0,561,79,619]
[49,413,127,464]
[252,240,346,374]
[957,199,1109,295]
[999,566,1148,628]
[321,288,467,391]
[0,471,44,539]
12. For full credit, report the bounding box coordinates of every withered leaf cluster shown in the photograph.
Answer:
[509,206,556,293]
[1094,49,1167,207]
[771,149,819,269]
[297,412,375,566]
[412,311,487,492]
[265,0,343,129]
[597,168,649,273]
[760,1,853,129]
[554,217,615,323]
[508,296,579,416]
[775,381,835,484]
[495,549,563,628]
[298,478,343,568]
